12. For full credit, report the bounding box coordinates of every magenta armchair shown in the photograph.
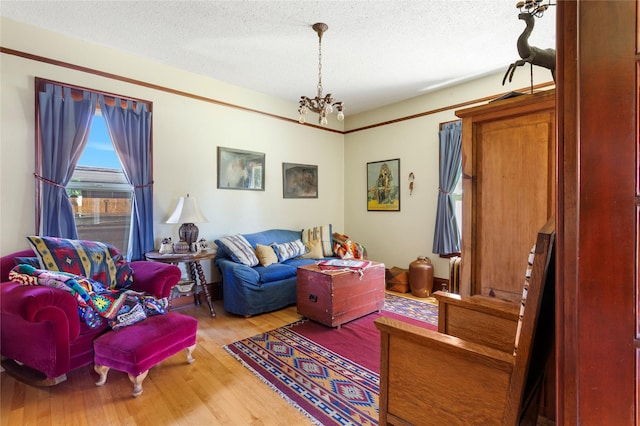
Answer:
[0,249,181,385]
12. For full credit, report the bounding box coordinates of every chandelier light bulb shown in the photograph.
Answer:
[299,115,306,124]
[337,111,344,121]
[321,116,328,125]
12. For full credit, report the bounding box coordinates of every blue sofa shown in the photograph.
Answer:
[214,229,333,317]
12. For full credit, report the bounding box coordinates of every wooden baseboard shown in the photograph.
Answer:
[434,277,449,292]
[170,282,222,310]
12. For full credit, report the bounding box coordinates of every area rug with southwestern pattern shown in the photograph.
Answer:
[223,293,437,425]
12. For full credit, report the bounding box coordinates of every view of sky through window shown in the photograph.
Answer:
[77,115,121,169]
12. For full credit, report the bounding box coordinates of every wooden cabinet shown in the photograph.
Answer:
[455,90,555,302]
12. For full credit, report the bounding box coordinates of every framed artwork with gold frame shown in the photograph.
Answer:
[367,158,400,211]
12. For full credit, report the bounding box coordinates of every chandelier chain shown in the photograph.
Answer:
[317,35,323,98]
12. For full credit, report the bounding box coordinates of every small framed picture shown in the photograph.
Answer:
[217,147,265,191]
[282,163,318,198]
[367,158,400,211]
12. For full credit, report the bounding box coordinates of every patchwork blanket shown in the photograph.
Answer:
[332,232,367,260]
[9,264,167,330]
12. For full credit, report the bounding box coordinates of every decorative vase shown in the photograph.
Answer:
[179,223,199,251]
[173,240,190,254]
[409,256,434,298]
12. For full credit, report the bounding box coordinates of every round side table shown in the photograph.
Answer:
[145,250,217,317]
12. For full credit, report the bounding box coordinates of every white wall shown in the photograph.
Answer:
[1,17,554,283]
[0,18,344,261]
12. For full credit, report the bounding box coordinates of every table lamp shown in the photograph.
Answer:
[166,194,208,253]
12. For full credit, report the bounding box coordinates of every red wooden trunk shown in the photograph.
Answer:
[296,262,386,328]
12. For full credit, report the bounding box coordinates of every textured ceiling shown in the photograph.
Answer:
[0,0,556,116]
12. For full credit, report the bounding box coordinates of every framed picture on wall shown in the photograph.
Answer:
[217,146,265,191]
[282,163,318,198]
[367,158,400,211]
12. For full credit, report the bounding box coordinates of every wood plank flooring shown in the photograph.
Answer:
[0,300,313,426]
[0,293,556,425]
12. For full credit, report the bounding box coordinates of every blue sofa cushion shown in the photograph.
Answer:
[281,257,320,268]
[243,229,303,247]
[255,264,298,283]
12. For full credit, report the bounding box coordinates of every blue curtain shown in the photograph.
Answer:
[432,120,462,254]
[37,84,97,237]
[99,96,153,261]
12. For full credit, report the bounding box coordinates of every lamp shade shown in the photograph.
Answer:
[166,194,207,224]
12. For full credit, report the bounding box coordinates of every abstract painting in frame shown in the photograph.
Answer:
[367,158,400,211]
[282,162,318,198]
[217,146,265,191]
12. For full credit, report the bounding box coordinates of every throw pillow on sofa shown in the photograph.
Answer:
[271,239,306,262]
[13,256,41,268]
[255,243,279,267]
[216,234,259,267]
[301,224,333,257]
[301,239,324,259]
[26,236,134,289]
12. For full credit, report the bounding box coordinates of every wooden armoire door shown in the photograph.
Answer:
[556,1,638,424]
[456,90,556,302]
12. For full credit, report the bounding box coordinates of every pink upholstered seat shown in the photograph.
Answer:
[93,312,198,396]
[0,249,181,385]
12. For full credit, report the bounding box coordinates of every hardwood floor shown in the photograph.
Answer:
[0,300,313,426]
[0,292,555,425]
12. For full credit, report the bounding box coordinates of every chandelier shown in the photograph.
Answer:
[298,23,344,125]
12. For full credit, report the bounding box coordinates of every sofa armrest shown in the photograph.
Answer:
[216,258,260,285]
[1,281,80,341]
[129,261,181,298]
[1,249,36,282]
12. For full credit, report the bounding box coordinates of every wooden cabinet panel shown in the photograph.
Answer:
[557,1,637,423]
[456,91,556,301]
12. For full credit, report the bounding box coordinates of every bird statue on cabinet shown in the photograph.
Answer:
[502,0,556,85]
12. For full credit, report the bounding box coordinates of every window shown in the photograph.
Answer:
[67,113,133,253]
[35,78,154,260]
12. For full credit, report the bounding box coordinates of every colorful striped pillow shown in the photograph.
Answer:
[26,236,134,289]
[216,234,259,267]
[301,224,332,257]
[271,239,306,262]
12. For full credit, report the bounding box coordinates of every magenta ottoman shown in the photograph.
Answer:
[93,312,198,397]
